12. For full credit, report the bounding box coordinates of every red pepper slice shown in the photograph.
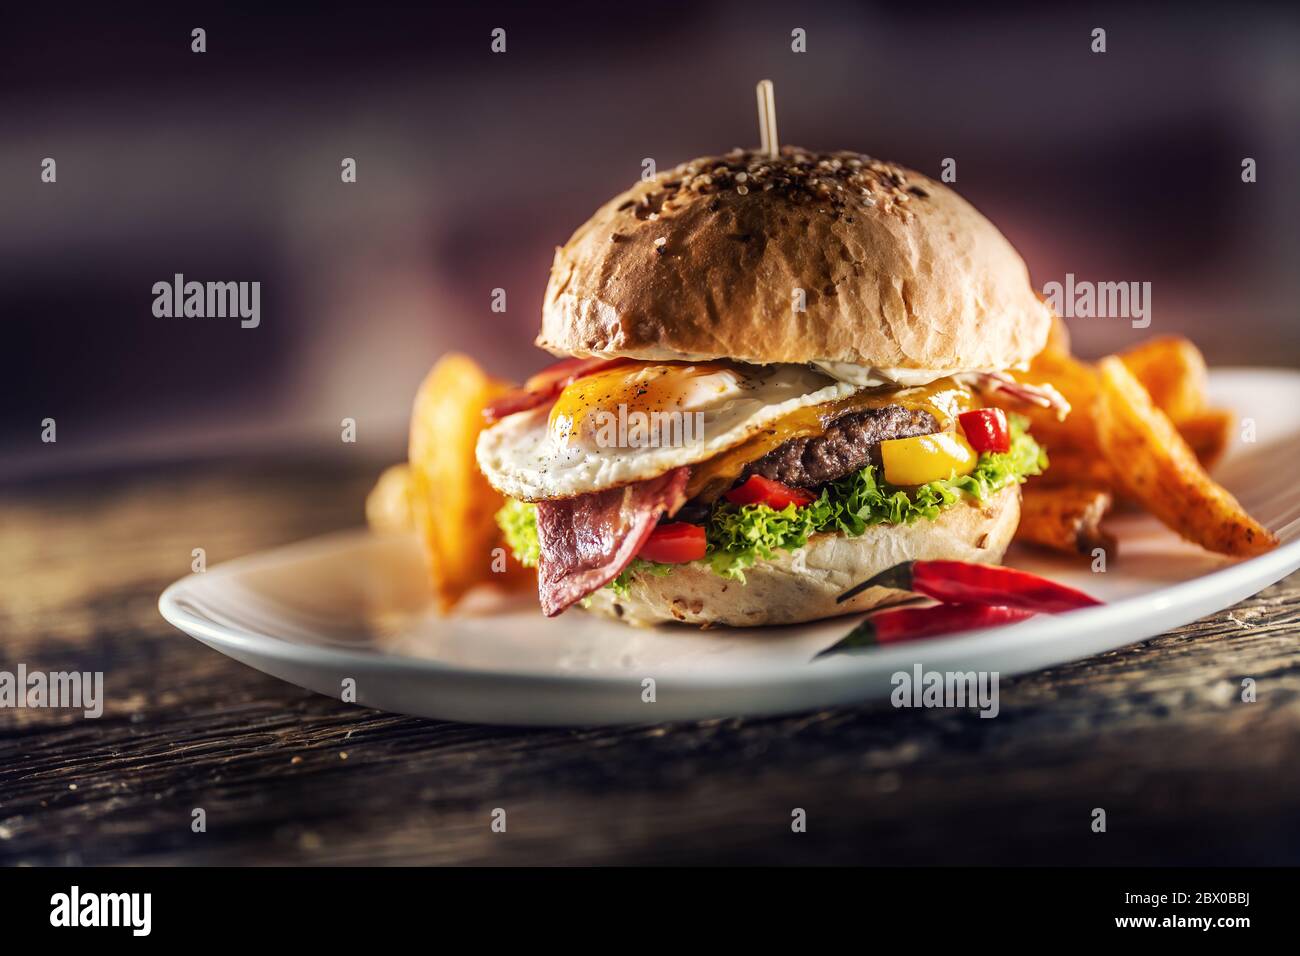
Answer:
[818,603,1035,655]
[724,475,815,510]
[957,407,1011,454]
[637,522,706,564]
[838,559,1102,614]
[483,357,630,423]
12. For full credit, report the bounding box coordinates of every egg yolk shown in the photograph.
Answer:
[548,362,738,446]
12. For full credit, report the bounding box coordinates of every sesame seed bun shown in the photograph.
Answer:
[582,485,1022,628]
[538,148,1050,372]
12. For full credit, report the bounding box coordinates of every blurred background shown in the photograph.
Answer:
[3,0,1298,474]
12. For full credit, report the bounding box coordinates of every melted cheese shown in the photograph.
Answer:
[684,378,976,502]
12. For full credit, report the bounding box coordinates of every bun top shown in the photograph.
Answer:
[538,148,1050,372]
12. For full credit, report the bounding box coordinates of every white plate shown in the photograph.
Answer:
[160,369,1300,726]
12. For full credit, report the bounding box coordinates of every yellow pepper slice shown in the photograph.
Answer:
[880,430,977,486]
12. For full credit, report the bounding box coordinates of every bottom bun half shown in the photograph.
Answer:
[583,485,1022,628]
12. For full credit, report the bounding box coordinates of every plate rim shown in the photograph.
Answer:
[158,365,1300,693]
[159,523,1300,693]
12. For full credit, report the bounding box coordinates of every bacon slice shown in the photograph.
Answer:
[534,467,689,616]
[482,357,630,424]
[968,372,1072,419]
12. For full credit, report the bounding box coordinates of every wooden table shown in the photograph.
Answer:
[3,452,1299,866]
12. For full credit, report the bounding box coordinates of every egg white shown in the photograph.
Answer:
[476,364,861,501]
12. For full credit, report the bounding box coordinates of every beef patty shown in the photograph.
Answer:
[742,404,939,489]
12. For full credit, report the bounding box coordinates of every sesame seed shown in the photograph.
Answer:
[617,148,916,223]
[654,237,666,246]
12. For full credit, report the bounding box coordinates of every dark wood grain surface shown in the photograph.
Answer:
[3,452,1299,866]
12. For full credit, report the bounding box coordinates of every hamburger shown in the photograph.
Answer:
[476,147,1063,627]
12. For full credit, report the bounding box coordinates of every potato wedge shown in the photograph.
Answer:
[408,353,531,611]
[1016,484,1116,556]
[365,463,415,533]
[987,347,1102,456]
[1094,357,1275,556]
[1176,408,1235,469]
[973,332,1110,495]
[1119,336,1208,424]
[1032,449,1116,490]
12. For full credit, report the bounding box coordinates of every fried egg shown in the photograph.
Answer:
[476,362,860,500]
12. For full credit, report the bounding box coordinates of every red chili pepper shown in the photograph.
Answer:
[957,408,1011,453]
[483,357,630,423]
[724,475,815,509]
[838,559,1101,614]
[818,603,1035,655]
[637,522,706,564]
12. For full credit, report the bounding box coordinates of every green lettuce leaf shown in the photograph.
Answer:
[706,417,1044,581]
[495,416,1046,587]
[496,497,540,568]
[608,559,674,597]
